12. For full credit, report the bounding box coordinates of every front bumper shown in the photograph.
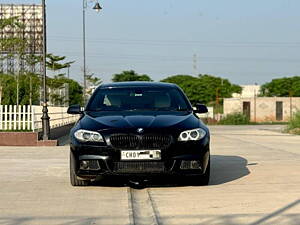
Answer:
[71,137,210,179]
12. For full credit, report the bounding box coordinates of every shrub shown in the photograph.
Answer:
[219,113,250,125]
[287,111,300,134]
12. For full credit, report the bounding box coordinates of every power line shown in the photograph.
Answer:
[47,50,300,63]
[193,54,198,75]
[47,35,300,48]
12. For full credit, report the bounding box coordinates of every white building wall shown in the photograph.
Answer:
[224,97,300,122]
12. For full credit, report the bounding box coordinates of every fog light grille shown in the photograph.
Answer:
[180,160,202,170]
[80,160,100,170]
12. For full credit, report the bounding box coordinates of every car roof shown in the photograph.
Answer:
[99,82,178,89]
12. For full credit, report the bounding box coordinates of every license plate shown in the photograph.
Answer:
[121,150,161,161]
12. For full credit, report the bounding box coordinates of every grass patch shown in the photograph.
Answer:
[250,121,288,125]
[286,111,300,135]
[218,113,250,125]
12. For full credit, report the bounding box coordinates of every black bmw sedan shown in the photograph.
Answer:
[67,82,210,186]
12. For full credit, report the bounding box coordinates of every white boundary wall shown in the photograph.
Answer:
[224,97,300,122]
[0,105,34,131]
[0,105,78,131]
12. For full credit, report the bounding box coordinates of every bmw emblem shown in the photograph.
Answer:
[137,128,144,134]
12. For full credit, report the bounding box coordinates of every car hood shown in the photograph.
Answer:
[79,111,200,130]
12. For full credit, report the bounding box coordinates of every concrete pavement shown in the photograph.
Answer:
[0,125,299,225]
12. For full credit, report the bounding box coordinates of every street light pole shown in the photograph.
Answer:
[82,0,102,104]
[41,0,50,140]
[83,0,87,104]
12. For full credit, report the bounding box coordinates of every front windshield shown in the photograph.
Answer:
[86,87,191,112]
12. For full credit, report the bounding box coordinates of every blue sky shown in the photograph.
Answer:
[4,0,300,85]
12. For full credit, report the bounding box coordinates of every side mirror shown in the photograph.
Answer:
[194,104,208,114]
[67,105,83,114]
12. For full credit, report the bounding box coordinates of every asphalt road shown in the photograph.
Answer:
[0,125,299,225]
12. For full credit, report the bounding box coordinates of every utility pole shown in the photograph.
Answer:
[254,89,257,123]
[216,87,220,106]
[67,65,70,79]
[193,54,197,76]
[83,0,87,104]
[289,90,293,120]
[82,0,102,104]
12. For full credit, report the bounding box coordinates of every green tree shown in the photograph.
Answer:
[198,74,242,105]
[48,76,83,106]
[67,79,84,105]
[260,76,300,97]
[0,73,41,105]
[0,17,80,106]
[0,74,17,105]
[0,16,25,30]
[161,74,242,105]
[86,73,102,86]
[0,17,26,54]
[45,54,76,105]
[86,73,102,95]
[161,75,203,104]
[19,73,40,105]
[112,70,152,82]
[0,17,28,105]
[46,53,75,76]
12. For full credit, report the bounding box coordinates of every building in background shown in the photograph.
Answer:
[224,97,300,122]
[0,4,43,74]
[47,83,69,107]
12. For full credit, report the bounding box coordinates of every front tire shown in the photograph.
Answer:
[70,151,89,186]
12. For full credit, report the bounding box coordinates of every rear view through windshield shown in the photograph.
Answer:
[86,87,191,112]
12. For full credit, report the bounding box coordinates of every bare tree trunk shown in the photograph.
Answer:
[16,74,19,106]
[0,86,2,105]
[30,75,32,107]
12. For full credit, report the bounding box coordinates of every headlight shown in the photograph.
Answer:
[178,128,206,141]
[74,129,104,142]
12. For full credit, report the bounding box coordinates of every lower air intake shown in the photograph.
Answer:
[113,162,165,173]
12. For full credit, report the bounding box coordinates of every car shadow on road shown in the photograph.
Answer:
[91,155,250,188]
[209,155,250,185]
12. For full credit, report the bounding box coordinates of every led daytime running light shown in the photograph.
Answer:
[74,129,104,142]
[178,128,206,141]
